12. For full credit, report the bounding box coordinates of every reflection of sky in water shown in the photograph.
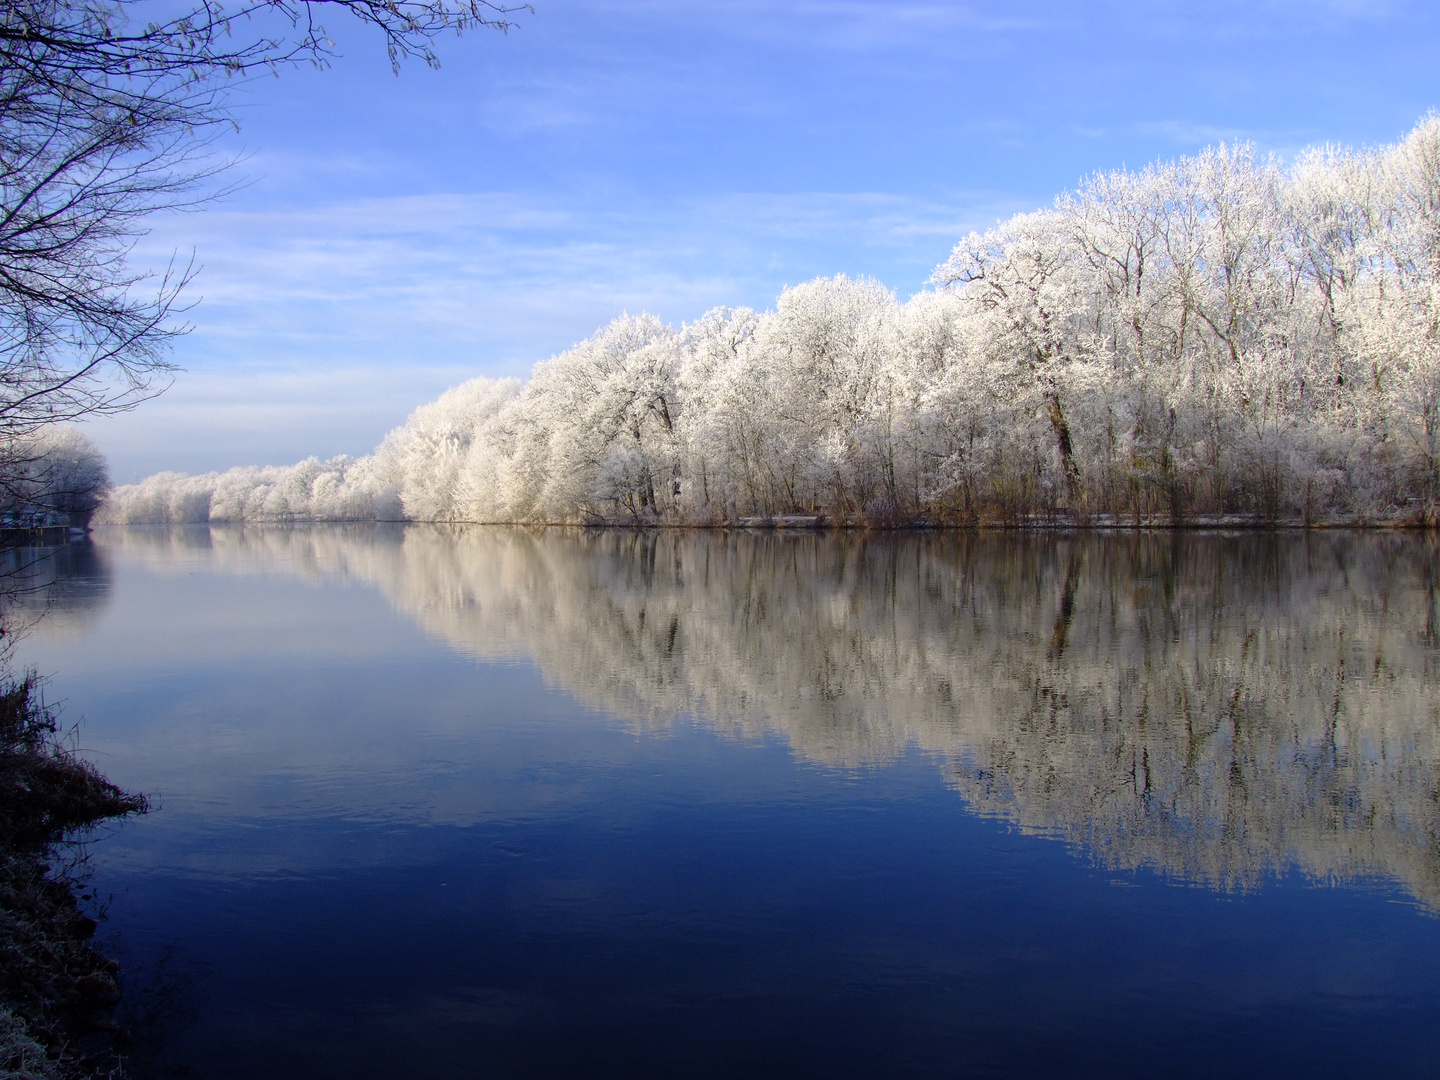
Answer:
[12,527,1440,1078]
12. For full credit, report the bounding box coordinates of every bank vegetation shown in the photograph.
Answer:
[0,676,146,1077]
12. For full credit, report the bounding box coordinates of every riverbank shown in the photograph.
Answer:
[88,504,1440,530]
[0,674,146,1078]
[566,506,1439,529]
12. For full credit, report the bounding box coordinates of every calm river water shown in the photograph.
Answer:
[10,526,1440,1078]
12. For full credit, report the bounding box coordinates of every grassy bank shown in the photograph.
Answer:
[0,675,146,1078]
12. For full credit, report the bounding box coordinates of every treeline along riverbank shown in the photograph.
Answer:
[102,116,1440,528]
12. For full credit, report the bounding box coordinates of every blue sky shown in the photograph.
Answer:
[99,0,1440,479]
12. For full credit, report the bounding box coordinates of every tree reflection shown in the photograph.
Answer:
[97,526,1440,904]
[0,538,112,642]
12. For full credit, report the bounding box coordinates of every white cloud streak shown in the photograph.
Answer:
[101,186,1019,477]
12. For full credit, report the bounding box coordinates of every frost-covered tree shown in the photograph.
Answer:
[0,426,108,519]
[100,115,1440,528]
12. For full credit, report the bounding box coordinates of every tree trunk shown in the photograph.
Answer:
[1045,388,1080,502]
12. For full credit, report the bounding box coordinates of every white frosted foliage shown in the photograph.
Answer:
[101,116,1440,525]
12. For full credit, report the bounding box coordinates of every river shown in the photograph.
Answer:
[12,526,1440,1078]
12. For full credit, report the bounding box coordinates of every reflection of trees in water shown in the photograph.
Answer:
[99,526,1440,903]
[0,540,112,640]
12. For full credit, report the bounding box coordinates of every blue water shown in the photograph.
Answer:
[13,527,1440,1078]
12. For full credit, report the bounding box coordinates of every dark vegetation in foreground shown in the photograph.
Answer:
[0,675,146,1078]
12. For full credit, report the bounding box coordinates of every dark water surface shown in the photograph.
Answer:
[13,526,1440,1078]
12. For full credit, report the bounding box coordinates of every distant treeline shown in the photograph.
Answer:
[0,427,109,524]
[102,116,1440,526]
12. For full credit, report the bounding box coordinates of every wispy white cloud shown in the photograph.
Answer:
[588,0,1068,46]
[137,188,1014,347]
[85,364,481,480]
[107,185,1016,478]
